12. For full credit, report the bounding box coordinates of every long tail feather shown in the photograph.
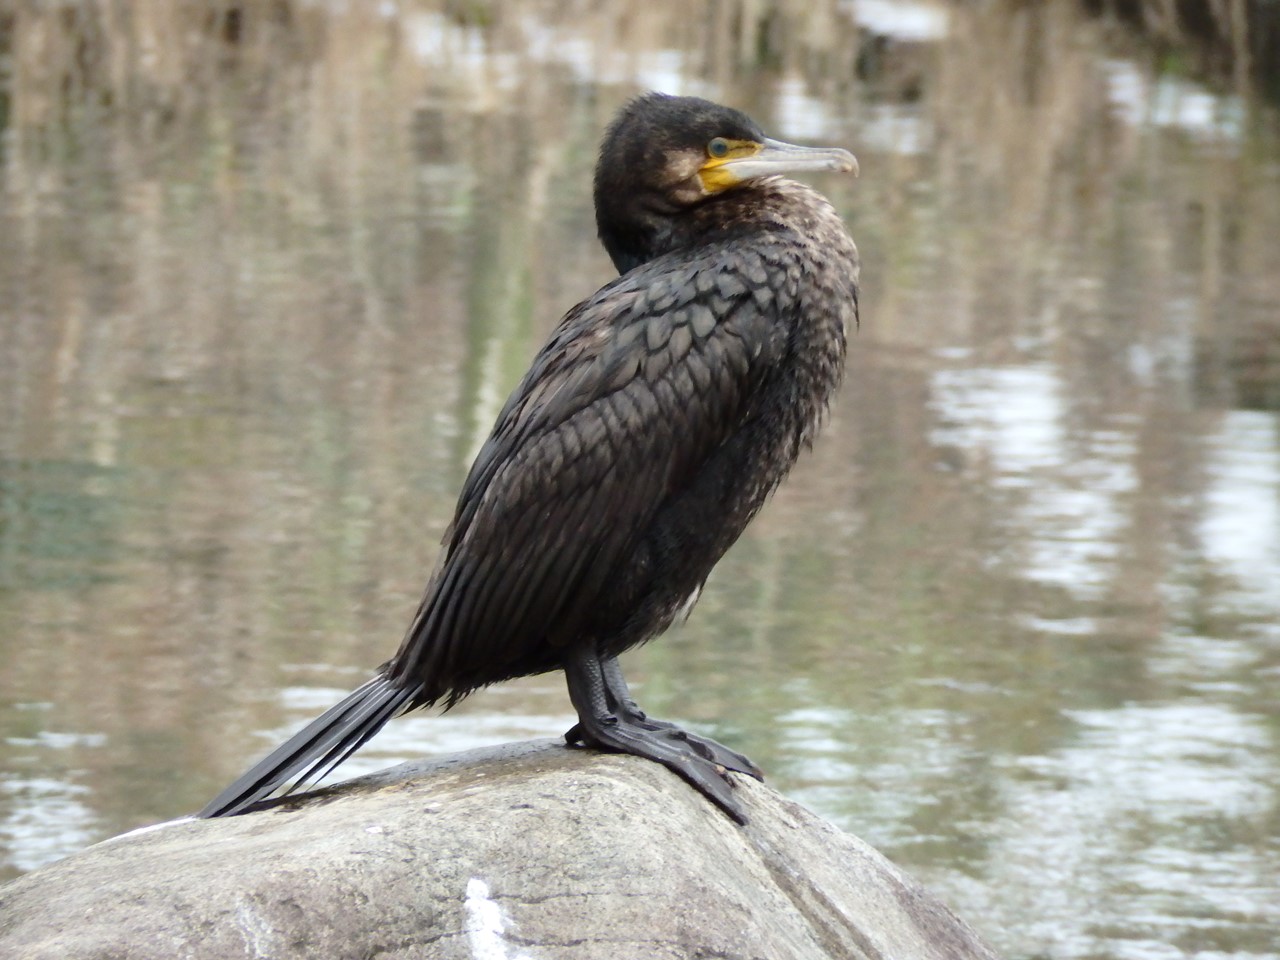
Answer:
[198,674,419,818]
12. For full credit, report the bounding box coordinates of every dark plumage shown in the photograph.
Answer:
[200,92,859,823]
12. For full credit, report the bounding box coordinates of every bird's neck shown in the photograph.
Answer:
[597,209,678,275]
[597,190,759,276]
[599,178,832,277]
[604,243,650,276]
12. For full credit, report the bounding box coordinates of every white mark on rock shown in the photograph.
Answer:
[464,878,536,960]
[235,902,278,959]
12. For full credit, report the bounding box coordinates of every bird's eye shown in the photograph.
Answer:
[707,137,731,159]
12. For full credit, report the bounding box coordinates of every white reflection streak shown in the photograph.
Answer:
[0,777,98,873]
[1199,409,1280,614]
[844,0,951,42]
[518,17,706,96]
[773,78,840,142]
[986,703,1279,955]
[1103,58,1244,144]
[930,364,1135,601]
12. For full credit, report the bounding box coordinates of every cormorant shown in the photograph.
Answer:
[199,92,859,824]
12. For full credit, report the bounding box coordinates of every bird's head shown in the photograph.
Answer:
[594,92,857,272]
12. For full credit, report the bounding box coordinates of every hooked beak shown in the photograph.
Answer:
[701,138,858,192]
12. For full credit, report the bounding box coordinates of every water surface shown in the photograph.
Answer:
[2,3,1279,957]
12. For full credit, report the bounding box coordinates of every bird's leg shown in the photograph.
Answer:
[567,654,668,727]
[597,655,653,721]
[566,654,764,779]
[562,647,757,823]
[560,654,642,741]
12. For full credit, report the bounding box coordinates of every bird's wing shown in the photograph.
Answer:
[388,245,794,701]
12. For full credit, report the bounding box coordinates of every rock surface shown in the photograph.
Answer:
[0,739,1000,960]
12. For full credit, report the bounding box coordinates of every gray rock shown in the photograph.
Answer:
[0,740,1000,960]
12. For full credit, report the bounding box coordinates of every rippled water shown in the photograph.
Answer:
[2,2,1279,957]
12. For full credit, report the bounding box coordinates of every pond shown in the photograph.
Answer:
[1,2,1278,957]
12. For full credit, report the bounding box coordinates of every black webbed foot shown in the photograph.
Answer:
[562,649,762,824]
[563,708,763,780]
[565,710,750,824]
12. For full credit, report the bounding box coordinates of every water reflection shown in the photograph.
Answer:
[1,2,1279,958]
[989,702,1277,957]
[932,363,1137,601]
[1,775,97,876]
[1202,411,1280,615]
[1104,58,1248,142]
[847,0,950,43]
